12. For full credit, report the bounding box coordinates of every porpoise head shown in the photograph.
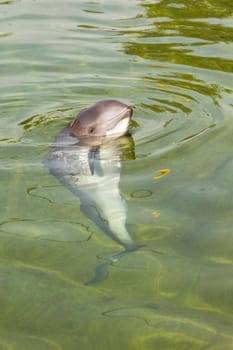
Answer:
[70,100,132,144]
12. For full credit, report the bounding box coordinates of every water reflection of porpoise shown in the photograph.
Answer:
[45,100,142,284]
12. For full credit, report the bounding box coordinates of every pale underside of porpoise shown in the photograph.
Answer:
[45,100,143,284]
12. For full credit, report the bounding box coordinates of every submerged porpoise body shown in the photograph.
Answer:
[46,100,141,283]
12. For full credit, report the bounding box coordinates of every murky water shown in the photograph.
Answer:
[0,0,233,349]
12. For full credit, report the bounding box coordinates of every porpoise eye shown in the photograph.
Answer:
[88,126,95,134]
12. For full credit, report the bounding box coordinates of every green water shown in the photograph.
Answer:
[0,0,233,349]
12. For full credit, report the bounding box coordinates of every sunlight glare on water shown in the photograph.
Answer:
[0,0,233,349]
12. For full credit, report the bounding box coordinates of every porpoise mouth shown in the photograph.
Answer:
[104,106,132,138]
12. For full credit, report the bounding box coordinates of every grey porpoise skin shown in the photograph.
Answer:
[45,100,143,284]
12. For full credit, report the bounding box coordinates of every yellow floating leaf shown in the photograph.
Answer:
[154,168,171,180]
[152,211,161,218]
[174,97,191,103]
[157,83,166,88]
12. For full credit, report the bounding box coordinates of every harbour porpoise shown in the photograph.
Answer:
[45,100,143,284]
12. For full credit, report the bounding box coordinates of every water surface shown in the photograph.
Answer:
[0,0,233,349]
